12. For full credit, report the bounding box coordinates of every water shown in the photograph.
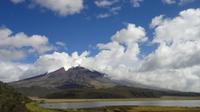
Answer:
[40,100,200,109]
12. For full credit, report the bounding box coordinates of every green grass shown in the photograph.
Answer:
[26,102,62,112]
[26,102,200,112]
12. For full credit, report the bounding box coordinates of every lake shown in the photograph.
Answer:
[40,100,200,109]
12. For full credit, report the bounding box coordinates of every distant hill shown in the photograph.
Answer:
[10,66,200,99]
[0,81,30,112]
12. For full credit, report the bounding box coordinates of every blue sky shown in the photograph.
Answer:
[0,0,200,92]
[1,0,199,63]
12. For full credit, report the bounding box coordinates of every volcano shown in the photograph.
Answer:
[10,66,200,98]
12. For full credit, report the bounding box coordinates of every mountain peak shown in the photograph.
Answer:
[66,66,105,78]
[67,66,88,71]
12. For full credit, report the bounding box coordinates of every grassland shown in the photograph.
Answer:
[26,102,200,112]
[26,103,61,112]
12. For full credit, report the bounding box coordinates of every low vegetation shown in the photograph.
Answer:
[26,103,62,112]
[0,81,30,112]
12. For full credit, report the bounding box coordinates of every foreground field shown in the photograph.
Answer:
[26,102,200,112]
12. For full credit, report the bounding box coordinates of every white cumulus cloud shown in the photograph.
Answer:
[139,8,200,92]
[10,0,84,16]
[0,62,30,82]
[0,27,54,61]
[33,0,84,16]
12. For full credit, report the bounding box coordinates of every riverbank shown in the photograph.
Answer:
[26,102,200,112]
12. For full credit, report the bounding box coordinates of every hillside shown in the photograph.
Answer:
[0,81,30,112]
[10,66,200,98]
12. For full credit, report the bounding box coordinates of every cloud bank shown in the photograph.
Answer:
[1,8,200,92]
